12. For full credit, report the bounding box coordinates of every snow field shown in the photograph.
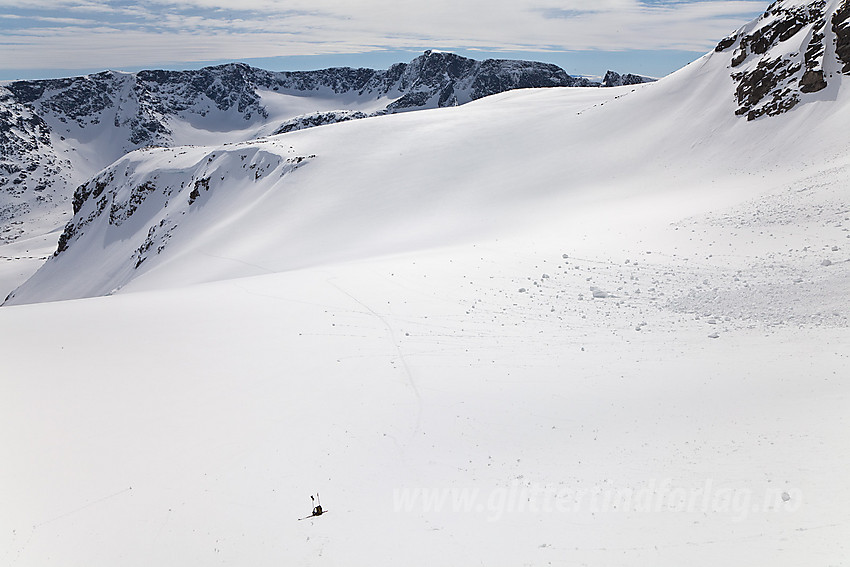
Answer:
[3,154,850,564]
[1,225,848,565]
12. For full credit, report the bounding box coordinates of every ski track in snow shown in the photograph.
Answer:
[326,277,424,443]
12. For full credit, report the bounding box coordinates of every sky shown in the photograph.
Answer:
[0,0,768,82]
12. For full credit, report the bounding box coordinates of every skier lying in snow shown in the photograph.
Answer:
[311,494,323,516]
[299,494,326,520]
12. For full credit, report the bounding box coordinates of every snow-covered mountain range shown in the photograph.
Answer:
[4,0,846,306]
[0,51,651,241]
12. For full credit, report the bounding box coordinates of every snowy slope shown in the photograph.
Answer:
[2,175,848,566]
[1,1,849,566]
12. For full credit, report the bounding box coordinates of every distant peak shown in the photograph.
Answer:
[416,50,470,62]
[601,70,656,87]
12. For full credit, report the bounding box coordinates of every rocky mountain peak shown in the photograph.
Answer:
[715,0,850,120]
[601,70,656,87]
[417,50,478,78]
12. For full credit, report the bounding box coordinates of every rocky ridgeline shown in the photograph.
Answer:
[716,0,850,120]
[600,71,655,87]
[0,52,630,137]
[1,143,322,303]
[272,111,369,135]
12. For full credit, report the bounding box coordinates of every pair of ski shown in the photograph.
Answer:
[298,493,328,521]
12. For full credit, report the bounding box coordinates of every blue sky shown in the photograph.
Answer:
[0,0,767,81]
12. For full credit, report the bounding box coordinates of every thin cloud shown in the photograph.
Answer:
[0,0,766,73]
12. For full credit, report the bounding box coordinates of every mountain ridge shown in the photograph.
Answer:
[0,51,653,246]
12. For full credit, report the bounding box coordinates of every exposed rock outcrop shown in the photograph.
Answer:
[715,0,847,120]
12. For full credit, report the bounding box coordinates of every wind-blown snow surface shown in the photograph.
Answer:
[2,238,849,566]
[2,4,850,565]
